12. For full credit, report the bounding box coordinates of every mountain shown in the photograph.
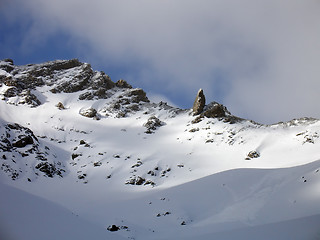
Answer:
[1,58,320,240]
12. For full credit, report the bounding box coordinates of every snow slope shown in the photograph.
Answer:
[1,59,320,239]
[0,183,127,240]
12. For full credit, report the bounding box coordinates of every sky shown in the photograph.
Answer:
[1,0,320,124]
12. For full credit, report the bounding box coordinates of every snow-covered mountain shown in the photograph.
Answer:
[1,58,320,240]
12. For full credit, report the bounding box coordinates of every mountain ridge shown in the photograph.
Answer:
[1,58,320,240]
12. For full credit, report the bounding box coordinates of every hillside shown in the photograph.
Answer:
[1,59,320,240]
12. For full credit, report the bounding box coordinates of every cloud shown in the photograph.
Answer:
[4,0,320,123]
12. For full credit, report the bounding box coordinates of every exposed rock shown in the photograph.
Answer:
[245,150,260,160]
[18,90,41,107]
[202,102,231,118]
[12,135,34,148]
[51,63,93,93]
[79,108,97,118]
[78,92,94,100]
[0,59,14,72]
[56,102,65,110]
[126,176,146,185]
[0,121,64,180]
[77,173,87,179]
[3,87,18,98]
[116,79,132,89]
[191,116,203,124]
[125,88,149,103]
[89,72,115,90]
[143,116,164,134]
[3,58,14,64]
[192,89,206,115]
[107,225,120,232]
[35,162,63,178]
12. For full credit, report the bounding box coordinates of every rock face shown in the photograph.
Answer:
[0,122,65,180]
[203,102,231,118]
[192,89,206,115]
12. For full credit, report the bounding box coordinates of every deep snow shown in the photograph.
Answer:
[1,59,320,240]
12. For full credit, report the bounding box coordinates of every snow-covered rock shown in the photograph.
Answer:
[1,58,320,240]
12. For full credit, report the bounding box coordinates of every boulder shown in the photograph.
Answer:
[107,225,120,232]
[56,102,65,110]
[79,108,97,118]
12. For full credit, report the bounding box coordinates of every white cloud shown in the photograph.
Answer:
[7,0,320,123]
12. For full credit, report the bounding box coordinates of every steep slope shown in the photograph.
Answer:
[1,59,320,239]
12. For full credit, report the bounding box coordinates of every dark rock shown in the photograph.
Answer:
[44,59,82,72]
[116,79,132,89]
[77,173,87,179]
[143,116,164,134]
[107,225,120,232]
[91,73,115,90]
[126,176,146,185]
[93,161,102,167]
[19,90,41,107]
[135,177,146,185]
[3,87,18,98]
[192,89,206,115]
[0,59,14,72]
[246,150,260,160]
[12,135,34,148]
[79,92,94,100]
[3,77,18,87]
[126,89,149,103]
[35,162,61,178]
[3,58,14,64]
[202,102,230,118]
[50,63,93,93]
[189,128,199,132]
[79,108,97,118]
[56,102,65,110]
[93,88,107,98]
[191,116,203,124]
[72,153,81,160]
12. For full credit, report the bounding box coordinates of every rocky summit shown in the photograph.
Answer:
[1,59,320,240]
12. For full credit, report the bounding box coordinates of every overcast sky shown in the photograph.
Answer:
[1,0,320,124]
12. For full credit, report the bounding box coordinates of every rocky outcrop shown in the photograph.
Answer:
[56,102,65,110]
[191,89,244,123]
[192,89,206,115]
[116,79,132,89]
[0,59,14,72]
[0,122,65,180]
[143,116,165,134]
[125,88,149,103]
[79,108,97,118]
[3,123,39,150]
[101,88,150,118]
[203,102,230,118]
[0,59,150,110]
